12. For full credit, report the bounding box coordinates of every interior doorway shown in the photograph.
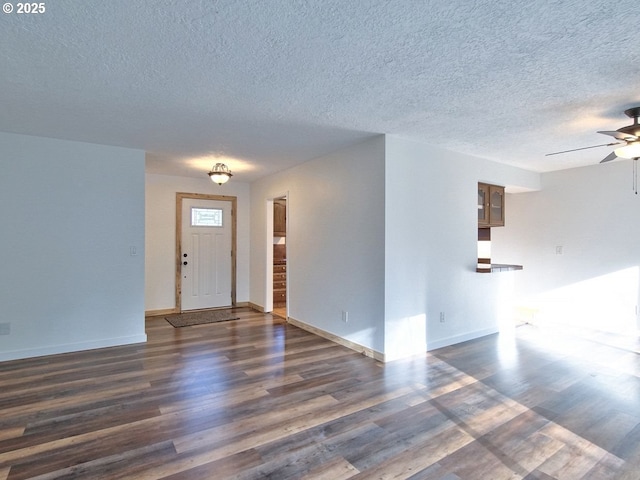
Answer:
[175,192,237,312]
[272,196,287,319]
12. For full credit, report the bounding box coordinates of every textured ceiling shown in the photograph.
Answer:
[1,0,639,182]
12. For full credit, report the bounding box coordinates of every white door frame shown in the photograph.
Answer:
[175,192,237,312]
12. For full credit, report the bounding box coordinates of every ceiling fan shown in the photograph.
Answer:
[546,106,640,163]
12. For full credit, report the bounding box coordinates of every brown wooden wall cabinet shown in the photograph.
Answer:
[478,183,505,227]
[477,184,522,273]
[274,199,287,237]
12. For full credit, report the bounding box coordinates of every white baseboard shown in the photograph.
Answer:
[287,316,385,362]
[427,327,498,351]
[145,308,179,317]
[248,302,265,313]
[0,334,148,362]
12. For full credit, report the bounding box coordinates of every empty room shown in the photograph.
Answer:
[1,1,639,478]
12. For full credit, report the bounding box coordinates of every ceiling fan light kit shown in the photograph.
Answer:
[207,163,233,185]
[598,107,640,162]
[599,107,640,194]
[614,142,640,159]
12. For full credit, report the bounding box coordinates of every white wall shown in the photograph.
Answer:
[250,134,542,361]
[384,136,540,360]
[494,160,640,334]
[251,136,387,354]
[145,173,251,311]
[0,132,146,361]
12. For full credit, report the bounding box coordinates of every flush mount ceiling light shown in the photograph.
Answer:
[207,163,233,185]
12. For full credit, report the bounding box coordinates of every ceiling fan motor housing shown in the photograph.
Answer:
[619,107,640,136]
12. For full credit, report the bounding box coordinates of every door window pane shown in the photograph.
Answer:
[191,207,223,227]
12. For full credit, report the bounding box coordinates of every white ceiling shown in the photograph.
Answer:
[1,0,639,182]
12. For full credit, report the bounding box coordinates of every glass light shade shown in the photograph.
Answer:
[209,173,230,184]
[207,163,233,185]
[614,142,640,159]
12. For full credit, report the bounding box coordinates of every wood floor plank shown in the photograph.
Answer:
[581,452,628,480]
[351,424,474,479]
[1,310,639,478]
[157,450,264,480]
[299,456,360,480]
[7,441,177,480]
[172,393,340,454]
[423,439,526,480]
[0,381,154,437]
[535,421,615,478]
[479,410,563,474]
[0,430,23,444]
[252,393,428,466]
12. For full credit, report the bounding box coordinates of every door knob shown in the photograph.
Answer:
[183,261,188,266]
[183,253,188,257]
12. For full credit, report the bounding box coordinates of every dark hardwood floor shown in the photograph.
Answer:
[1,308,640,479]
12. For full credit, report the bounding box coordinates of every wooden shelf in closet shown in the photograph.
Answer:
[273,244,286,307]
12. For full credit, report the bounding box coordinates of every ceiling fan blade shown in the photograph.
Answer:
[600,151,618,163]
[545,142,620,156]
[598,130,638,141]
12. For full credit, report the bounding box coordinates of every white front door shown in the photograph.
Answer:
[181,198,232,311]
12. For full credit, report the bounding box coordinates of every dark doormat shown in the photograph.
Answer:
[165,309,239,328]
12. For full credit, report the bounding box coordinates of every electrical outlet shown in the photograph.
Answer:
[555,245,563,255]
[342,311,349,323]
[439,312,445,323]
[0,323,10,335]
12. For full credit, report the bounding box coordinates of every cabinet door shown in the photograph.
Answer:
[273,199,286,236]
[478,183,490,226]
[489,185,504,226]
